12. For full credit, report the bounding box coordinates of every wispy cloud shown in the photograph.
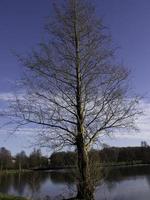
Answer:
[0,92,150,145]
[0,92,24,101]
[107,99,150,141]
[0,92,15,101]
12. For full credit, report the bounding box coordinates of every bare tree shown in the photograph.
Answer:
[8,0,139,199]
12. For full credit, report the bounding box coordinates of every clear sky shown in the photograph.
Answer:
[0,0,150,155]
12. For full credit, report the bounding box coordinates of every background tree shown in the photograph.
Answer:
[8,0,139,199]
[15,151,28,170]
[29,149,42,168]
[141,141,149,148]
[50,151,77,169]
[0,147,12,170]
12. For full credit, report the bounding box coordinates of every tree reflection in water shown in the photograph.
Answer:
[0,168,107,200]
[1,166,150,200]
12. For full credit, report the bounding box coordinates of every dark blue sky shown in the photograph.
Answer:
[1,0,150,154]
[0,0,51,92]
[0,0,150,95]
[98,0,150,97]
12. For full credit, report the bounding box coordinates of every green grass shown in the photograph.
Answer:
[0,169,31,174]
[0,194,28,200]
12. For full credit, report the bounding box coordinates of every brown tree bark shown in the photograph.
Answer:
[76,135,94,200]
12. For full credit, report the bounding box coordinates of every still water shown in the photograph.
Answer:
[1,166,150,200]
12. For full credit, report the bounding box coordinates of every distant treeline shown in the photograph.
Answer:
[50,146,150,168]
[0,148,48,170]
[1,144,150,170]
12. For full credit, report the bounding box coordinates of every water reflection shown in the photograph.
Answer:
[1,166,150,199]
[50,170,75,184]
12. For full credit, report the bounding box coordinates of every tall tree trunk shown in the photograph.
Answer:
[76,136,94,200]
[19,161,22,172]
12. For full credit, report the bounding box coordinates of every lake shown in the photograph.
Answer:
[1,165,150,200]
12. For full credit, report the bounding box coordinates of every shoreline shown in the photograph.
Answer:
[0,169,31,174]
[41,163,150,171]
[0,163,150,173]
[0,193,28,200]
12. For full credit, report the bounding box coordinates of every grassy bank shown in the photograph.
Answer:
[49,161,150,171]
[0,194,28,200]
[0,170,31,175]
